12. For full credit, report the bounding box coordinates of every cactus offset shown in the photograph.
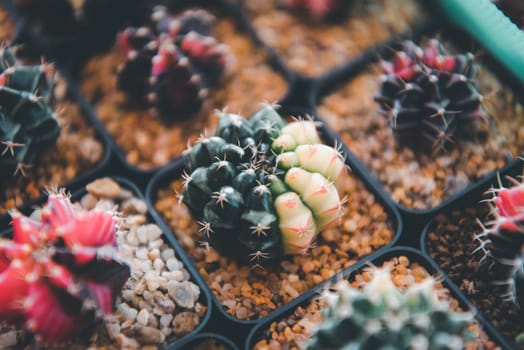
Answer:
[307,267,475,349]
[375,39,485,152]
[0,46,60,178]
[117,6,231,120]
[182,104,345,262]
[0,193,130,344]
[475,177,524,308]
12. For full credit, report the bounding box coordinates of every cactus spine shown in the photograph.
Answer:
[307,267,475,349]
[182,104,345,262]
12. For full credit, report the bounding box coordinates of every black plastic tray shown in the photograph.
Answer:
[1,0,523,348]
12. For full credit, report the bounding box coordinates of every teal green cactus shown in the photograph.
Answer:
[307,267,476,349]
[0,46,60,178]
[182,104,346,262]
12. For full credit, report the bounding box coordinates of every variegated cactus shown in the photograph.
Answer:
[0,193,129,344]
[182,104,346,262]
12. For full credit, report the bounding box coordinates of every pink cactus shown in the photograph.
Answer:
[117,6,231,120]
[0,193,129,344]
[281,0,342,20]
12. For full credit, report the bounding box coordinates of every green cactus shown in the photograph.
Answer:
[0,46,60,178]
[182,104,345,262]
[307,267,476,350]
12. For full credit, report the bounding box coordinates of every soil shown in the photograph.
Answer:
[252,255,499,350]
[426,195,524,348]
[0,7,15,42]
[0,178,207,349]
[317,47,524,210]
[154,146,395,320]
[235,0,425,77]
[79,7,288,170]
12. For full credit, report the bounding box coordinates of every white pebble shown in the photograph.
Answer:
[153,258,165,271]
[162,270,184,282]
[161,248,175,260]
[137,309,150,326]
[160,314,173,327]
[168,281,200,308]
[149,239,164,249]
[135,247,149,260]
[117,303,138,320]
[0,331,17,348]
[166,257,182,271]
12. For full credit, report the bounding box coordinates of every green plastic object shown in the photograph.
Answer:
[440,0,524,85]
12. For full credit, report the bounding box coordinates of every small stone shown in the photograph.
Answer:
[153,258,165,271]
[162,270,184,281]
[166,257,183,271]
[149,239,164,249]
[137,309,150,326]
[80,193,98,210]
[154,293,176,313]
[131,325,165,344]
[106,322,121,339]
[86,177,121,198]
[0,330,18,347]
[161,248,175,260]
[117,303,138,321]
[168,281,200,308]
[160,314,173,327]
[172,312,200,336]
[121,198,148,215]
[136,247,149,260]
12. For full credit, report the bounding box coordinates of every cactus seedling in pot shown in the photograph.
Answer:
[475,177,524,309]
[374,39,485,152]
[182,104,346,263]
[0,46,60,178]
[307,267,475,349]
[0,191,130,344]
[116,5,232,121]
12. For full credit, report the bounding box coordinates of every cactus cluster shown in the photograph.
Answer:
[182,105,345,262]
[116,5,232,121]
[280,0,346,21]
[475,177,524,308]
[0,46,60,178]
[375,39,485,152]
[0,192,130,344]
[307,267,475,349]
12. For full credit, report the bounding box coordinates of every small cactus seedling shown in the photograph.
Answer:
[182,104,346,263]
[307,267,475,349]
[375,39,485,152]
[0,46,60,178]
[117,6,232,120]
[475,177,524,308]
[280,0,347,21]
[0,192,130,344]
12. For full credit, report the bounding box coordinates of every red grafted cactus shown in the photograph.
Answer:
[476,178,524,308]
[375,39,485,152]
[280,0,345,20]
[0,193,130,344]
[116,6,232,121]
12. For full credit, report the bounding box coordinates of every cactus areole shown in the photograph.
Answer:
[375,39,484,152]
[182,105,345,263]
[0,193,130,344]
[476,179,524,308]
[0,46,60,178]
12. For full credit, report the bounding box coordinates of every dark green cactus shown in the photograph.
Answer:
[307,268,476,349]
[0,46,60,178]
[182,105,345,262]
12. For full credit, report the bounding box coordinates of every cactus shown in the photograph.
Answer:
[475,177,524,308]
[182,104,345,262]
[374,39,485,152]
[0,192,130,344]
[0,46,60,178]
[280,0,347,21]
[307,267,475,349]
[116,6,232,120]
